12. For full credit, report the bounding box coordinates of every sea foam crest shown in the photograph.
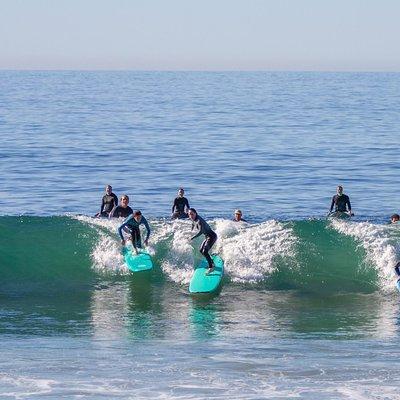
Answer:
[214,219,296,283]
[330,219,400,292]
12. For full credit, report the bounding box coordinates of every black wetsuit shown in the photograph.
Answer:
[191,215,217,269]
[330,194,351,213]
[111,206,133,218]
[100,193,118,217]
[172,196,190,219]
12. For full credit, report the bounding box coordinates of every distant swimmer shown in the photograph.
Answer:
[110,195,133,218]
[171,188,190,219]
[390,214,399,224]
[95,185,118,218]
[329,185,354,216]
[233,209,247,222]
[188,208,217,274]
[118,210,151,253]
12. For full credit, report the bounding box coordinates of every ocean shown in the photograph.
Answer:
[1,71,400,399]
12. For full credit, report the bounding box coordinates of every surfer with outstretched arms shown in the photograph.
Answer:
[188,208,217,274]
[329,185,353,216]
[110,195,133,218]
[118,210,151,254]
[95,185,118,217]
[171,188,190,219]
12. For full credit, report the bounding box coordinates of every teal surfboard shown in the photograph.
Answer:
[189,255,224,294]
[123,246,153,272]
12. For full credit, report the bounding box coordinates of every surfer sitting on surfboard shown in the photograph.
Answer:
[95,185,118,217]
[188,208,217,274]
[329,185,354,216]
[118,210,151,254]
[171,188,190,219]
[110,195,133,218]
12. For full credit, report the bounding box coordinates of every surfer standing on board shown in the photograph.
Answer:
[118,210,151,253]
[188,208,217,274]
[95,185,118,217]
[171,188,190,219]
[329,185,353,216]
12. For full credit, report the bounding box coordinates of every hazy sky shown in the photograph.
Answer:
[1,0,399,71]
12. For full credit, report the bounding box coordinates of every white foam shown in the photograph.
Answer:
[330,219,400,292]
[214,219,296,283]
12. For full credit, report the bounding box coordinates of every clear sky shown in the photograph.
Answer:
[1,0,399,71]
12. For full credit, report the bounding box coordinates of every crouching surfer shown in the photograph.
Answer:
[118,210,151,254]
[188,208,217,274]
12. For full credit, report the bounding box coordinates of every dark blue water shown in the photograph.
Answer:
[1,71,400,399]
[1,71,400,220]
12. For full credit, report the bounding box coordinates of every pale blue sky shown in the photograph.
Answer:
[1,0,399,71]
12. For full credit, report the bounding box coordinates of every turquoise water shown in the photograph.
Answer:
[1,72,400,398]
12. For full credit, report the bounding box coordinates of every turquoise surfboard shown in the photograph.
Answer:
[123,246,153,272]
[189,255,224,294]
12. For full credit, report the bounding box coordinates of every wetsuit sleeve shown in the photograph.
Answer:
[100,196,105,213]
[113,194,118,207]
[346,196,351,211]
[185,198,189,210]
[330,196,335,212]
[118,215,133,240]
[191,220,202,240]
[172,198,177,213]
[141,217,151,241]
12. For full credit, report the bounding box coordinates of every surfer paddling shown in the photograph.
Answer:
[329,185,354,217]
[188,208,217,274]
[118,210,151,254]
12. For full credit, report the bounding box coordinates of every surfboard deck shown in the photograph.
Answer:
[328,211,351,220]
[123,246,153,272]
[189,255,224,294]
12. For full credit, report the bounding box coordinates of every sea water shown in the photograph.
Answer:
[1,71,400,399]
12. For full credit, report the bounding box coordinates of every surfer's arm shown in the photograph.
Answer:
[347,198,352,212]
[329,196,335,212]
[142,217,151,242]
[118,215,133,240]
[172,199,177,213]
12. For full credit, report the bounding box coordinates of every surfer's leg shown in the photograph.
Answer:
[131,227,142,249]
[200,235,217,271]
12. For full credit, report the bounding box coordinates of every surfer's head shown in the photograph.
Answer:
[391,214,399,224]
[120,195,129,207]
[188,208,197,221]
[178,188,185,197]
[234,209,243,221]
[105,185,112,195]
[133,210,142,223]
[337,185,343,195]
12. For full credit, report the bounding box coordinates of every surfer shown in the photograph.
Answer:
[233,209,247,222]
[188,208,217,274]
[171,188,190,219]
[95,185,118,217]
[118,210,151,253]
[110,195,133,218]
[329,185,353,216]
[390,214,399,224]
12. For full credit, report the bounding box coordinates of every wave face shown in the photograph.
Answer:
[1,216,399,294]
